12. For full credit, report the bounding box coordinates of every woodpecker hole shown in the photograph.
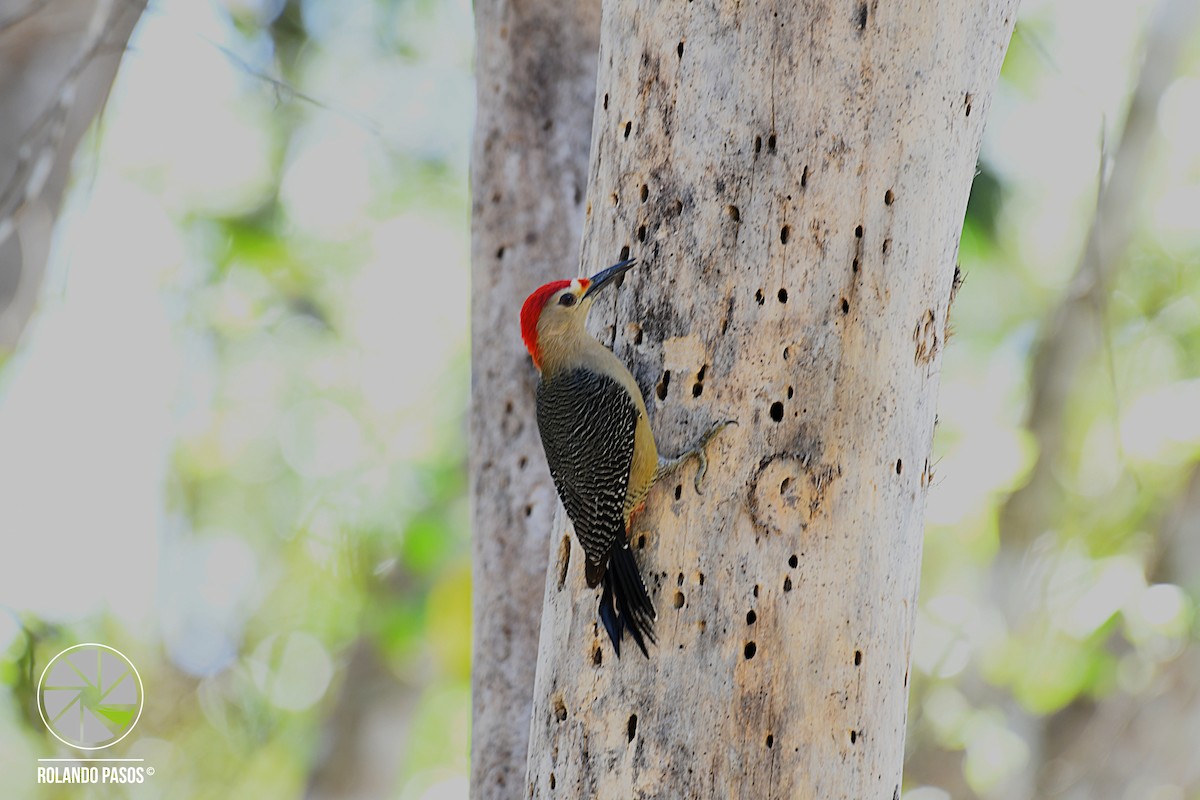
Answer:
[593,644,603,665]
[783,346,790,360]
[856,3,868,29]
[852,257,860,273]
[783,576,793,592]
[698,572,705,585]
[755,289,765,305]
[640,183,649,202]
[780,477,790,494]
[778,288,788,303]
[627,714,638,742]
[786,386,794,399]
[854,649,862,666]
[553,695,567,722]
[623,120,632,138]
[674,484,683,501]
[556,536,570,590]
[524,504,533,518]
[965,92,974,116]
[896,459,903,474]
[753,584,760,597]
[619,244,630,260]
[611,192,619,207]
[885,189,895,206]
[603,93,609,109]
[504,400,514,415]
[550,773,556,790]
[677,572,685,586]
[496,246,506,259]
[769,402,784,422]
[726,204,741,222]
[841,298,850,314]
[746,609,757,624]
[854,224,863,238]
[788,554,798,568]
[637,224,647,242]
[677,41,685,58]
[850,730,858,744]
[882,238,891,256]
[767,134,777,151]
[744,641,757,659]
[518,456,528,470]
[754,135,762,153]
[766,734,775,748]
[637,534,646,549]
[674,591,685,609]
[780,225,791,244]
[692,364,707,398]
[801,167,810,190]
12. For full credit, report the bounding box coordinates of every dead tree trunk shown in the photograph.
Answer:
[0,0,145,350]
[469,2,600,797]
[523,1,1018,797]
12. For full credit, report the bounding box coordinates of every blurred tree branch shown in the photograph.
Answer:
[304,635,418,800]
[1037,462,1200,799]
[0,0,146,352]
[998,0,1200,554]
[906,0,1200,796]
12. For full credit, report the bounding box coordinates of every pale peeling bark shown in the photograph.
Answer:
[469,1,601,797]
[524,1,1017,797]
[0,0,145,351]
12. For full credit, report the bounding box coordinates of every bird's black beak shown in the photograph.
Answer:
[582,258,637,300]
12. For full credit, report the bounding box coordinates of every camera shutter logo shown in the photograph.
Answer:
[37,644,144,750]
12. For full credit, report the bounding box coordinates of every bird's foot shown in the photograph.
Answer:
[690,419,737,494]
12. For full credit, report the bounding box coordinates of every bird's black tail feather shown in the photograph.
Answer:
[598,543,657,658]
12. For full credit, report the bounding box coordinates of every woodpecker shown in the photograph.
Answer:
[520,258,732,657]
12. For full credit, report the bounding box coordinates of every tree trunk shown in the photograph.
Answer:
[469,1,601,797]
[523,1,1017,797]
[0,0,145,351]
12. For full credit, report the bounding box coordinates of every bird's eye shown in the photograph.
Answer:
[558,293,577,307]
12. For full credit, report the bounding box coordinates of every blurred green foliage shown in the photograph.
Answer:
[1,0,472,797]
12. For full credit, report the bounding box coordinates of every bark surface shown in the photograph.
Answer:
[0,0,145,350]
[469,1,601,797]
[523,1,1018,797]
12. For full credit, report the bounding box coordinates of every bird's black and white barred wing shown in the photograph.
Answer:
[536,368,637,586]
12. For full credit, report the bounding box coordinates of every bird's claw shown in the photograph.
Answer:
[693,451,708,494]
[692,419,737,495]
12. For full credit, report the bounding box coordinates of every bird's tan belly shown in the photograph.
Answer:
[623,413,658,524]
